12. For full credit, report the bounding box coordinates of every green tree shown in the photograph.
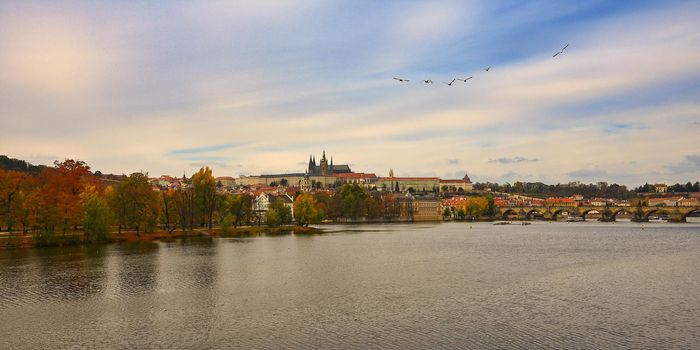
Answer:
[456,208,466,219]
[443,207,451,218]
[113,172,159,234]
[267,198,291,226]
[192,167,217,229]
[485,194,496,216]
[80,185,112,242]
[222,193,254,227]
[339,184,367,219]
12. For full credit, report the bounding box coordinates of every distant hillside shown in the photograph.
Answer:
[0,155,49,175]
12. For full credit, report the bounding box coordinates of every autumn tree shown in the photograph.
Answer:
[160,189,180,233]
[174,187,196,231]
[366,192,383,220]
[0,170,26,233]
[294,193,323,227]
[39,160,96,235]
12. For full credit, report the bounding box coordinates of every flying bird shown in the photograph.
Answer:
[443,78,456,86]
[484,66,492,72]
[553,44,569,58]
[457,77,473,82]
[393,77,410,82]
[423,79,433,84]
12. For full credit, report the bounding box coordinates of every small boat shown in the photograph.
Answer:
[520,221,531,225]
[493,221,511,225]
[566,216,584,222]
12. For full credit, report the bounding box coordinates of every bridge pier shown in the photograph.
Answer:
[599,209,615,222]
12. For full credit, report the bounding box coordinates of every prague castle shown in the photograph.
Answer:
[237,150,472,192]
[306,150,352,176]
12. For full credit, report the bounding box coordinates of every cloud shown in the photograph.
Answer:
[666,154,700,173]
[169,143,244,155]
[566,169,607,178]
[448,159,459,165]
[602,123,646,134]
[488,157,541,164]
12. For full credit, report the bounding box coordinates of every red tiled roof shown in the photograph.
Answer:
[440,179,468,183]
[378,177,439,181]
[335,173,377,178]
[546,197,576,203]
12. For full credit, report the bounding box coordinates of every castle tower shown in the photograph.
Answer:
[330,156,334,173]
[389,168,394,178]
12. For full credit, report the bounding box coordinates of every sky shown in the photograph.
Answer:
[1,0,699,186]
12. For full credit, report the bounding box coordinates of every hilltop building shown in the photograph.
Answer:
[238,150,350,188]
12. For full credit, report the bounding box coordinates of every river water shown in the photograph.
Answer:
[1,221,699,349]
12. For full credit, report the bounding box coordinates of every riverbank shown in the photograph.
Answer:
[0,225,320,250]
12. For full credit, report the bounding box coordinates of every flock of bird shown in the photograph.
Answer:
[393,44,568,85]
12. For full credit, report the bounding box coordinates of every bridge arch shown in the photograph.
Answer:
[551,208,572,221]
[501,209,518,220]
[525,209,543,220]
[682,208,700,222]
[643,208,670,221]
[610,208,630,220]
[581,209,599,220]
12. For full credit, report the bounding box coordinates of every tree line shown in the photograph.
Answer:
[0,160,421,246]
[634,182,700,193]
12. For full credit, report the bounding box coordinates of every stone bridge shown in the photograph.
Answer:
[496,206,700,222]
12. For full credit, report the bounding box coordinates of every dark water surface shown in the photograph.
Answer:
[1,222,699,349]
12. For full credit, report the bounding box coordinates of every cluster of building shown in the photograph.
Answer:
[648,196,700,207]
[143,151,698,223]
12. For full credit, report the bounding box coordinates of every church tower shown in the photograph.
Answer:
[389,168,394,178]
[320,150,329,176]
